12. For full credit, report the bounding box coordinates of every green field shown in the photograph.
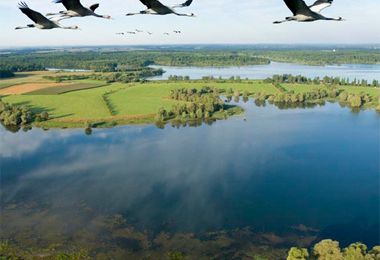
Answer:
[1,81,278,121]
[1,76,379,128]
[282,83,380,97]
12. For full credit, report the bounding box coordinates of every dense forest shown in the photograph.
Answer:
[0,51,269,72]
[254,50,380,65]
[0,49,378,73]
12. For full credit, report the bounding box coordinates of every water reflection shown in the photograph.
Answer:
[150,62,380,81]
[1,102,379,257]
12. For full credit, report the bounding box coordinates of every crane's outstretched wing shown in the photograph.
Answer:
[309,0,333,13]
[18,2,54,24]
[283,0,313,16]
[89,3,99,12]
[139,0,167,9]
[172,0,193,8]
[54,0,85,11]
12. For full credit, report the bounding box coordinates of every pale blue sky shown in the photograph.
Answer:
[0,0,379,47]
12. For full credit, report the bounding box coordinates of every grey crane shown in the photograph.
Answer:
[15,2,79,30]
[46,0,111,21]
[274,0,343,24]
[126,0,195,17]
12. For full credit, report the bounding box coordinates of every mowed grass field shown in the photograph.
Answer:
[1,74,379,127]
[109,81,279,115]
[2,84,120,120]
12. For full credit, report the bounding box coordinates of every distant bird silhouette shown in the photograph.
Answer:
[163,32,170,35]
[147,31,153,35]
[174,30,181,34]
[126,0,195,17]
[135,29,144,33]
[116,32,125,35]
[16,2,79,30]
[127,31,136,34]
[47,0,112,21]
[274,0,343,24]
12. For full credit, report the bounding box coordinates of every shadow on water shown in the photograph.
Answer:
[315,219,380,248]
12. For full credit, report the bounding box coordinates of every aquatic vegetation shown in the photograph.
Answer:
[287,240,380,260]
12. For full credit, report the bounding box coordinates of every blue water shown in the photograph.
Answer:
[150,62,380,81]
[1,101,379,253]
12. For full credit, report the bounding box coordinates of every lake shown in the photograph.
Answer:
[1,101,379,257]
[150,62,380,81]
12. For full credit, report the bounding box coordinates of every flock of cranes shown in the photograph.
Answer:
[116,29,182,36]
[15,0,344,31]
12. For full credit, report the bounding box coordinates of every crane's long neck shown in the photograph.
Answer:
[46,11,67,16]
[273,17,294,24]
[126,10,150,16]
[174,12,195,17]
[62,26,79,30]
[15,24,34,30]
[324,16,344,21]
[93,13,110,19]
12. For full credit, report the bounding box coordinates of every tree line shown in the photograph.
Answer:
[264,74,379,87]
[43,67,164,83]
[1,49,378,73]
[227,85,374,109]
[257,50,380,65]
[0,50,270,73]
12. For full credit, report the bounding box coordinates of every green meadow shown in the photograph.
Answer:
[1,76,379,128]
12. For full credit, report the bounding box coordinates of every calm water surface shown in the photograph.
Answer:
[1,101,379,254]
[150,62,380,81]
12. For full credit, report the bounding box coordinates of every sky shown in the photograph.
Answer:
[0,0,379,47]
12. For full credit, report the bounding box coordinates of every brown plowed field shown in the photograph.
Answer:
[0,83,70,95]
